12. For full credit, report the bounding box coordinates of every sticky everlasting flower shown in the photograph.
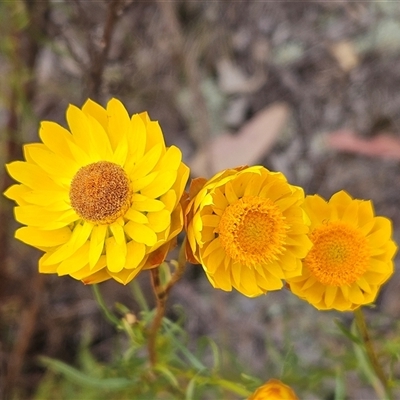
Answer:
[5,98,189,284]
[287,191,397,311]
[247,379,299,400]
[185,166,312,297]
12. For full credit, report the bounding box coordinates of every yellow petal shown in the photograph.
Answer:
[110,222,126,245]
[358,200,374,225]
[224,180,238,204]
[4,184,30,205]
[237,267,266,296]
[130,114,147,160]
[154,145,182,172]
[305,282,325,304]
[24,144,78,183]
[208,265,232,291]
[144,119,165,151]
[348,284,365,304]
[82,98,108,131]
[303,194,330,226]
[126,241,146,269]
[201,214,220,228]
[324,286,338,308]
[108,266,143,285]
[20,189,68,207]
[132,171,157,191]
[160,190,177,213]
[356,276,372,293]
[16,226,72,247]
[367,218,392,247]
[14,205,70,228]
[106,236,127,273]
[212,189,228,210]
[39,253,59,273]
[131,143,163,180]
[57,241,90,275]
[132,198,165,212]
[342,201,359,226]
[329,190,353,218]
[39,121,74,159]
[242,172,266,197]
[89,224,107,268]
[6,161,61,191]
[368,258,391,274]
[147,209,170,232]
[71,255,107,280]
[81,268,111,285]
[263,181,292,202]
[125,208,148,223]
[44,222,93,265]
[112,138,129,167]
[124,221,157,246]
[140,171,177,199]
[107,98,131,151]
[67,104,93,155]
[87,115,114,160]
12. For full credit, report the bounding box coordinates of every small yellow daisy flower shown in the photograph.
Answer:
[185,166,312,297]
[287,191,397,311]
[247,379,299,400]
[5,98,189,285]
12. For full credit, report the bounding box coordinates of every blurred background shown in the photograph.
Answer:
[1,1,400,399]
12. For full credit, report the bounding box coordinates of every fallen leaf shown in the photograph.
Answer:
[190,103,290,177]
[327,129,400,160]
[329,40,359,72]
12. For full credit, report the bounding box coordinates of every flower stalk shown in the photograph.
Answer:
[354,307,392,400]
[148,238,187,367]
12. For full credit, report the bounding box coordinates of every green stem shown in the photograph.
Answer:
[354,307,391,399]
[147,238,188,367]
[92,284,121,328]
[131,279,150,312]
[167,366,251,397]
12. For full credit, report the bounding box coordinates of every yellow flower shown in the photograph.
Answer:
[5,98,189,285]
[287,191,397,311]
[185,166,312,297]
[247,379,299,400]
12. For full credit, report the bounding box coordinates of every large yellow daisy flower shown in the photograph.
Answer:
[287,191,397,311]
[5,98,189,285]
[247,379,299,400]
[185,166,312,297]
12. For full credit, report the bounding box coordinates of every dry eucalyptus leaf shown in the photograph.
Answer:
[190,103,290,177]
[327,129,400,160]
[330,40,359,72]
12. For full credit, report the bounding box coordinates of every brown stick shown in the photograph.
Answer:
[2,2,49,397]
[157,1,213,176]
[86,0,123,100]
[5,274,44,397]
[147,241,187,367]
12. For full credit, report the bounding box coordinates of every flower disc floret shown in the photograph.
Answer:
[305,221,370,286]
[5,98,189,285]
[70,161,132,224]
[287,190,398,311]
[185,166,312,297]
[218,196,289,267]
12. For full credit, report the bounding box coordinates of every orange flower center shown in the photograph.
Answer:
[218,196,288,267]
[305,221,370,286]
[69,161,132,224]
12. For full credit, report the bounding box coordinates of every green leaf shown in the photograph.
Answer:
[334,319,362,345]
[39,357,136,391]
[154,364,180,388]
[185,378,196,400]
[334,367,346,400]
